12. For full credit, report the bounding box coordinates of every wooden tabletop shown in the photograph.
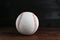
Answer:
[0,27,60,40]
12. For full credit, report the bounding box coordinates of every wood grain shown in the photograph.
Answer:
[0,27,60,40]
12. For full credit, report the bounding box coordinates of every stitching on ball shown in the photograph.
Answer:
[18,13,23,30]
[32,14,37,34]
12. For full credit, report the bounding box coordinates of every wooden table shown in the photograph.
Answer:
[0,27,60,40]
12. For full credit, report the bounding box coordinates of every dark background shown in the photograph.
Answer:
[0,0,60,27]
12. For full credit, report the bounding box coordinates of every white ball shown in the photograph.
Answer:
[16,12,39,35]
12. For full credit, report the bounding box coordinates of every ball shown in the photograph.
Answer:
[16,12,39,35]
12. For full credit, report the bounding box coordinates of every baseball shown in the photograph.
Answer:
[16,12,39,35]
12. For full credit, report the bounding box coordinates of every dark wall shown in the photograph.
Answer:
[0,0,16,26]
[0,0,60,27]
